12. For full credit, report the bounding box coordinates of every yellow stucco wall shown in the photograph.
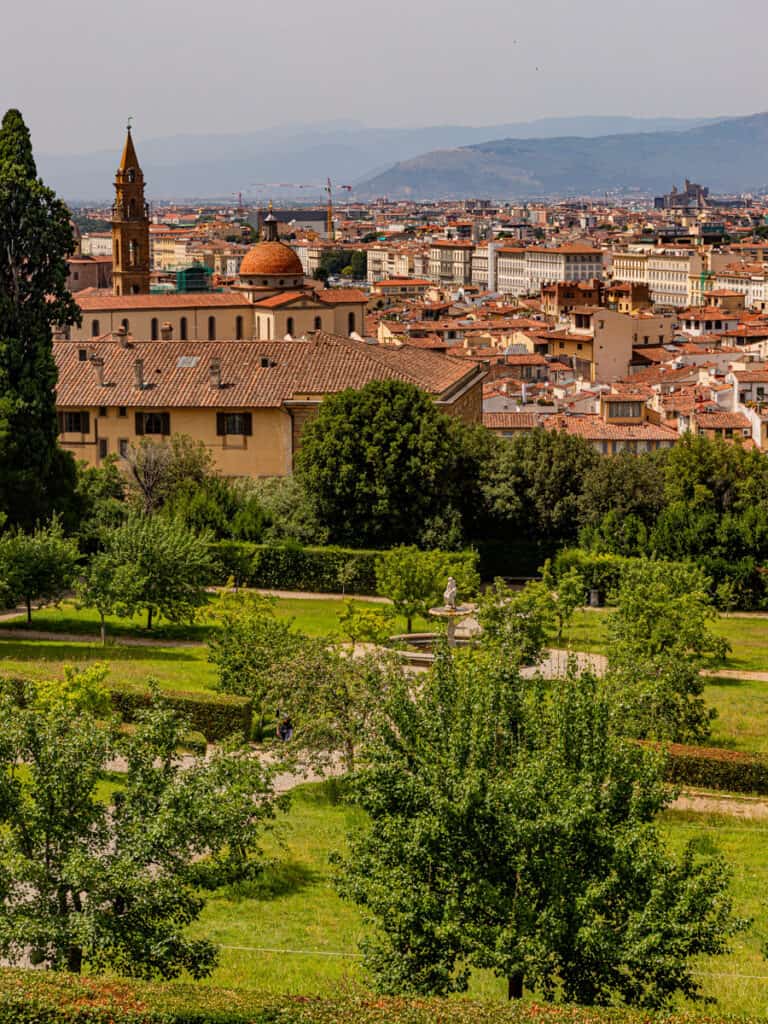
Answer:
[60,405,293,477]
[71,306,253,343]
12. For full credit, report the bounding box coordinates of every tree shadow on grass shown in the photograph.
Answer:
[217,859,321,903]
[0,640,205,666]
[705,675,752,688]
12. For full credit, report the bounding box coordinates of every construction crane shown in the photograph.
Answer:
[249,179,353,237]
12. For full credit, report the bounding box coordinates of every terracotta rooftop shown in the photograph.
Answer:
[694,412,752,430]
[543,414,678,442]
[77,292,252,310]
[483,412,542,430]
[54,334,481,410]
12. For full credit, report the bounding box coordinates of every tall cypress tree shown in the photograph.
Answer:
[0,109,37,178]
[0,108,80,527]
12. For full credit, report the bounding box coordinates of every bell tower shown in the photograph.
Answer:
[112,123,150,296]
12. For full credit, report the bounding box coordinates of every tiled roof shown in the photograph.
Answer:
[54,334,480,410]
[730,369,768,382]
[543,414,678,442]
[316,289,368,304]
[484,412,542,429]
[252,291,312,309]
[77,292,252,310]
[694,412,752,429]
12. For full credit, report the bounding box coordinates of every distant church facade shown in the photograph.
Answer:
[65,128,366,343]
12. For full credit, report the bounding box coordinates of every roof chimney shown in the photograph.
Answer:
[209,358,222,389]
[90,355,105,387]
[133,358,144,390]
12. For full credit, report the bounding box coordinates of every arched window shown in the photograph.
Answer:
[180,317,188,341]
[128,240,138,266]
[235,315,243,341]
[128,199,136,217]
[348,312,356,334]
[121,318,129,333]
[314,316,322,330]
[286,317,294,336]
[91,319,100,338]
[208,316,216,341]
[151,317,159,341]
[126,169,135,183]
[114,240,120,266]
[255,316,261,340]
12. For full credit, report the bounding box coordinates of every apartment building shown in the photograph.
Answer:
[496,247,528,295]
[525,244,604,294]
[428,241,474,287]
[611,248,705,308]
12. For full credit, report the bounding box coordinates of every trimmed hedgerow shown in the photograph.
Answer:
[0,678,251,745]
[209,542,380,595]
[661,740,768,796]
[0,970,757,1024]
[109,681,252,743]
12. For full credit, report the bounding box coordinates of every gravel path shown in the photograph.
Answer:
[671,790,768,819]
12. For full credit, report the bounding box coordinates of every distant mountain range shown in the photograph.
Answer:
[355,113,768,200]
[37,116,715,203]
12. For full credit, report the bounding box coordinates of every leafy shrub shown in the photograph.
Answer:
[552,549,629,598]
[108,681,251,743]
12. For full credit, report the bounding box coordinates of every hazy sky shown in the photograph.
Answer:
[4,0,767,154]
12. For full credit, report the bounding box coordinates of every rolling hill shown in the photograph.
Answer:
[355,113,768,199]
[38,116,710,202]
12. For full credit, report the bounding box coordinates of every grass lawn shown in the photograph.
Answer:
[0,596,430,643]
[0,638,217,691]
[179,784,768,1014]
[188,783,370,996]
[660,809,768,1017]
[566,608,768,675]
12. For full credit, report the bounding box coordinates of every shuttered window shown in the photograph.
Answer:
[57,411,90,434]
[216,412,252,436]
[135,411,170,435]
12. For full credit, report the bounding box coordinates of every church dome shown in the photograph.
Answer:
[238,241,303,278]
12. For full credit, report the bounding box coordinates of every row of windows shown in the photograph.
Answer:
[91,315,246,342]
[59,410,254,438]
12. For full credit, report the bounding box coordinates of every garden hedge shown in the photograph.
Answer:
[210,542,480,597]
[109,682,252,743]
[657,740,768,796]
[1,678,251,745]
[552,550,690,602]
[0,970,755,1024]
[209,542,379,595]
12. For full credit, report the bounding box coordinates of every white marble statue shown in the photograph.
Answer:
[443,576,457,609]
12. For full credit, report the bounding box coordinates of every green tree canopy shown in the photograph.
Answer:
[605,560,727,742]
[0,671,281,977]
[0,517,80,622]
[335,647,742,1007]
[0,109,36,178]
[82,514,212,630]
[375,546,479,633]
[482,429,598,553]
[296,380,486,548]
[0,108,80,526]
